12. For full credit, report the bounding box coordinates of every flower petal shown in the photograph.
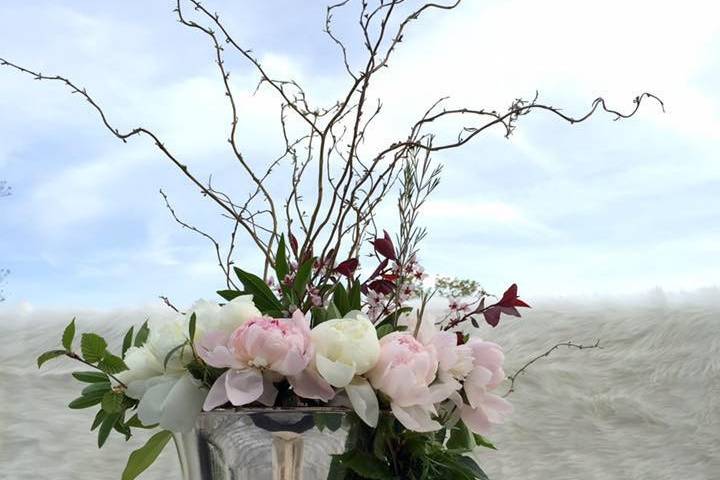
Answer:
[257,374,279,407]
[137,377,176,425]
[160,373,207,433]
[391,403,441,432]
[346,377,379,427]
[225,368,264,406]
[289,368,336,402]
[203,371,231,411]
[316,353,356,388]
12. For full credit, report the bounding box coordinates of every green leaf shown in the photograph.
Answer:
[332,283,350,316]
[349,280,362,310]
[188,313,197,343]
[447,421,474,452]
[326,301,341,321]
[473,434,497,450]
[72,371,110,383]
[122,326,134,358]
[121,431,173,480]
[81,333,108,363]
[82,382,112,398]
[62,318,76,351]
[37,350,66,368]
[126,414,158,429]
[91,409,106,431]
[454,456,489,480]
[163,343,187,370]
[114,415,132,441]
[69,395,103,409]
[293,259,314,300]
[217,289,243,301]
[274,234,289,284]
[376,307,413,328]
[337,451,394,480]
[234,267,283,313]
[98,353,129,374]
[376,325,394,339]
[102,391,124,414]
[134,321,150,347]
[98,411,121,448]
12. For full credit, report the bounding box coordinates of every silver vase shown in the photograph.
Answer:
[172,408,351,480]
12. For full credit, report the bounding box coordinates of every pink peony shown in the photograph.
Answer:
[367,332,449,432]
[453,339,513,434]
[196,310,334,411]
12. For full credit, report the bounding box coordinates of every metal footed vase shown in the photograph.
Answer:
[172,408,351,480]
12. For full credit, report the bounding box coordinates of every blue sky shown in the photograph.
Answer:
[1,0,719,309]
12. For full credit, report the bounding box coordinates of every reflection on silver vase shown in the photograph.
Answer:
[173,408,350,480]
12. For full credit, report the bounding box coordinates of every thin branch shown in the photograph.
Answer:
[503,340,602,397]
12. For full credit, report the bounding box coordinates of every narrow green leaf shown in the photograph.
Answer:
[473,434,497,450]
[126,414,158,429]
[332,283,350,316]
[37,350,66,368]
[326,301,341,321]
[101,391,124,413]
[376,324,394,339]
[81,333,107,363]
[82,382,112,398]
[293,258,314,299]
[274,234,289,284]
[337,451,394,480]
[455,456,489,480]
[122,326,134,358]
[72,371,110,383]
[234,267,283,313]
[62,318,76,351]
[98,411,121,448]
[91,409,106,431]
[447,421,474,451]
[349,280,362,310]
[163,342,187,370]
[98,353,129,374]
[134,321,150,348]
[217,289,242,301]
[121,431,173,480]
[69,395,103,409]
[188,313,197,343]
[114,415,132,441]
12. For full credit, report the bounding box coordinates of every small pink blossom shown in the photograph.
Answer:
[196,310,334,411]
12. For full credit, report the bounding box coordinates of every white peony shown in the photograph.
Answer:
[311,310,380,388]
[117,346,162,386]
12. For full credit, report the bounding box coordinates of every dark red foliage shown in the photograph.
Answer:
[481,284,530,327]
[367,279,395,295]
[335,258,359,277]
[372,230,397,261]
[289,232,299,257]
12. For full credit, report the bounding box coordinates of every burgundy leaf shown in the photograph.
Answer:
[335,258,359,278]
[368,258,389,281]
[289,233,299,257]
[498,283,531,309]
[482,306,502,327]
[372,230,397,261]
[367,279,395,295]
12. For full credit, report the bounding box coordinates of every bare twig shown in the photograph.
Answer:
[503,340,602,397]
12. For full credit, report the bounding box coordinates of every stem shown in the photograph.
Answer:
[66,352,128,389]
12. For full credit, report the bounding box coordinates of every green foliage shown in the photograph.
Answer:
[435,276,482,298]
[81,333,107,363]
[234,267,283,313]
[72,371,110,383]
[62,318,76,351]
[217,289,243,301]
[68,395,103,410]
[121,431,173,480]
[98,353,129,374]
[332,284,350,316]
[122,326,134,358]
[134,321,150,348]
[98,412,121,448]
[102,391,124,414]
[188,312,197,342]
[37,350,66,368]
[335,451,394,480]
[274,234,289,283]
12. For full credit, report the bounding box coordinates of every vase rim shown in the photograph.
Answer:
[200,406,354,416]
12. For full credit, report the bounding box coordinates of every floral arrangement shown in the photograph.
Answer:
[38,234,529,480]
[9,1,659,479]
